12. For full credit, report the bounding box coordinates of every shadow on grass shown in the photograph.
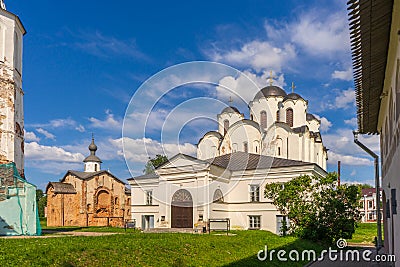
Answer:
[223,238,325,267]
[42,227,84,234]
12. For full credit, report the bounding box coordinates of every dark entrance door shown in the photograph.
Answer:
[171,189,193,228]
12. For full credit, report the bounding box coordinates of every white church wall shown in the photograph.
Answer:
[307,119,320,132]
[249,97,282,130]
[197,134,220,160]
[0,9,25,175]
[281,99,307,128]
[226,123,261,154]
[217,112,243,135]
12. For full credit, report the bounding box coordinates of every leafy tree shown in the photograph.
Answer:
[36,189,47,218]
[265,173,361,244]
[143,154,168,174]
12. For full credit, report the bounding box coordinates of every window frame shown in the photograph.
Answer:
[249,215,261,229]
[249,185,260,202]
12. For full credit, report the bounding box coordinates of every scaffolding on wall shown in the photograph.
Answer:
[0,163,41,236]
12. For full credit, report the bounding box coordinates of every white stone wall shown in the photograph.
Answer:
[249,97,282,130]
[217,111,244,135]
[281,99,307,128]
[0,9,25,176]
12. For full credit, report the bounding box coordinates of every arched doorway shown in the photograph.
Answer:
[171,189,193,228]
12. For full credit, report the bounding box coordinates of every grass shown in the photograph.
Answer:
[0,230,325,266]
[349,222,381,245]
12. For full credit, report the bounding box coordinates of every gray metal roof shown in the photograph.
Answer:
[283,93,304,102]
[221,106,241,114]
[62,170,125,185]
[46,182,76,194]
[253,86,287,100]
[347,0,394,133]
[207,152,312,171]
[128,172,159,180]
[83,138,102,163]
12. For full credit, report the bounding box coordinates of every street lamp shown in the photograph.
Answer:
[353,130,382,251]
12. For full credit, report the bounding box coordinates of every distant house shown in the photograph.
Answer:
[359,188,383,223]
[46,138,131,227]
[347,0,400,258]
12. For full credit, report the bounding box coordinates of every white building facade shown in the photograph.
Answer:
[129,85,328,233]
[0,3,26,176]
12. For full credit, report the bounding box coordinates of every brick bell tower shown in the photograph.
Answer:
[0,2,26,177]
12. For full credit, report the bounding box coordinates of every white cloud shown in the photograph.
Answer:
[350,170,356,176]
[324,128,380,166]
[344,117,358,127]
[209,41,296,72]
[320,88,356,111]
[287,12,350,56]
[72,30,150,61]
[334,88,355,109]
[24,130,40,142]
[328,151,372,166]
[88,110,122,129]
[25,142,85,163]
[111,137,196,165]
[75,124,86,132]
[216,70,285,103]
[36,128,56,140]
[314,115,332,133]
[29,118,85,133]
[332,68,353,81]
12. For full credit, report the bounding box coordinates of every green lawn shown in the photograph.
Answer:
[349,223,381,245]
[0,230,324,267]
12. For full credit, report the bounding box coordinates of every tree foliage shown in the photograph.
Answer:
[264,173,361,244]
[143,154,168,174]
[36,189,47,218]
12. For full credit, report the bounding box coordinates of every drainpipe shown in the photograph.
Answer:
[353,131,382,251]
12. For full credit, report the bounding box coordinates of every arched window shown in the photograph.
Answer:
[260,111,267,129]
[15,122,22,136]
[213,189,224,203]
[243,142,248,153]
[286,108,293,127]
[223,119,229,135]
[250,114,254,120]
[14,32,20,71]
[276,110,280,122]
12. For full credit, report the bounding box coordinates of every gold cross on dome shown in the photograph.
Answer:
[291,82,296,93]
[268,70,277,86]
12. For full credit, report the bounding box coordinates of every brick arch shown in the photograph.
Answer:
[93,187,113,216]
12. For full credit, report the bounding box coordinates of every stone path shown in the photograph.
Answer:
[0,231,120,239]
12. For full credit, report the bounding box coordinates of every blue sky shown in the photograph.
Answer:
[7,0,380,190]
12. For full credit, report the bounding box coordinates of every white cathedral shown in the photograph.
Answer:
[129,84,328,233]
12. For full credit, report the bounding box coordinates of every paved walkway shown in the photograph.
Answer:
[0,231,120,239]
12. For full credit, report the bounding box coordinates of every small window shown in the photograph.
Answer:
[161,216,165,221]
[286,108,293,127]
[146,191,153,205]
[199,214,203,221]
[260,111,267,129]
[250,185,260,202]
[223,119,229,135]
[276,110,280,122]
[249,215,261,229]
[368,201,373,209]
[243,142,248,153]
[250,114,254,120]
[278,147,281,156]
